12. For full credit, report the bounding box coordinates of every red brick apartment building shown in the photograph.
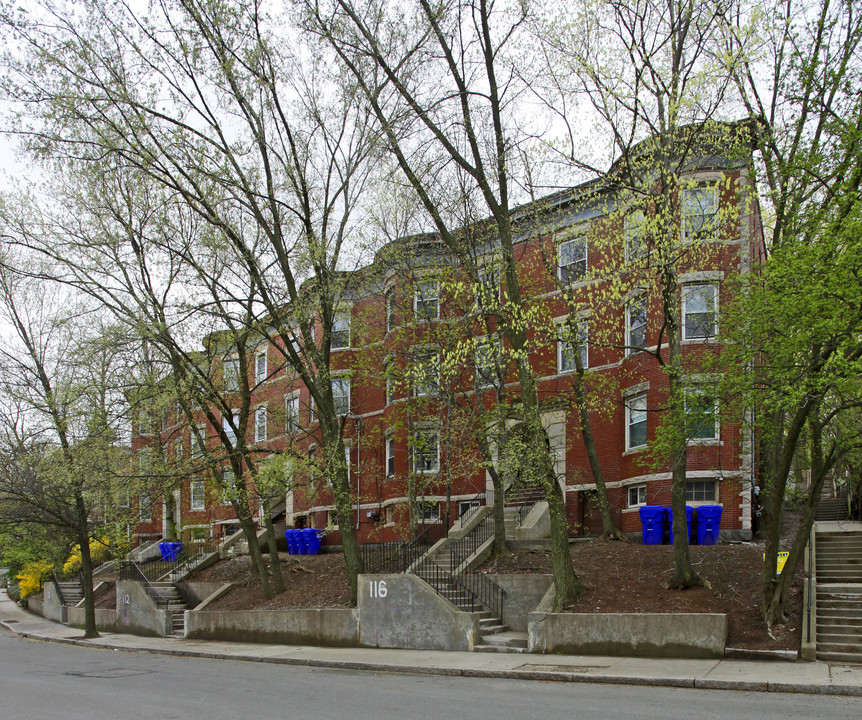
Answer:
[129,151,764,550]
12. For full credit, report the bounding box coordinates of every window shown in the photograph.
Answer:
[192,424,206,458]
[138,495,152,521]
[190,480,206,511]
[118,489,130,508]
[559,322,588,373]
[682,187,718,241]
[223,359,240,392]
[626,210,647,261]
[332,377,350,416]
[686,480,717,502]
[476,264,499,310]
[174,439,184,461]
[137,410,152,436]
[255,405,268,442]
[626,297,647,354]
[138,449,152,474]
[685,390,717,440]
[459,499,480,518]
[475,340,500,389]
[386,291,396,332]
[413,349,439,397]
[682,284,717,340]
[331,311,350,349]
[327,509,339,528]
[385,362,396,405]
[223,412,238,444]
[385,505,394,525]
[627,394,647,449]
[418,501,440,522]
[386,435,396,477]
[255,351,267,384]
[176,400,183,423]
[558,236,587,284]
[414,280,439,321]
[285,394,299,432]
[222,468,235,505]
[307,447,317,490]
[413,428,439,474]
[309,394,316,424]
[627,485,647,508]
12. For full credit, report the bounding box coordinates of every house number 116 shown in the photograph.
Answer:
[369,580,388,598]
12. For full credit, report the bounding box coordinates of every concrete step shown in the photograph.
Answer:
[816,650,862,663]
[474,631,528,653]
[473,644,527,654]
[816,624,862,636]
[817,642,862,655]
[818,632,862,645]
[817,610,862,622]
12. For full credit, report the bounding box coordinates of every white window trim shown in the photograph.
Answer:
[684,389,720,444]
[223,411,239,444]
[255,404,268,442]
[558,235,588,284]
[626,394,648,451]
[331,310,351,350]
[626,296,648,356]
[557,320,588,374]
[627,484,647,508]
[682,283,718,341]
[223,358,240,392]
[685,479,719,504]
[255,351,267,384]
[138,494,152,521]
[385,434,396,478]
[412,348,440,397]
[412,426,440,475]
[625,210,647,262]
[332,376,351,416]
[285,392,300,433]
[414,279,440,321]
[476,263,501,309]
[190,480,206,512]
[682,185,719,243]
[385,291,396,333]
[474,338,500,389]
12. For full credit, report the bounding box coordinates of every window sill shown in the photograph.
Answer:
[687,439,722,447]
[622,446,648,457]
[622,506,645,513]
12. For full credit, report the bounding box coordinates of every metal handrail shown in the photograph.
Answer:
[361,520,446,574]
[447,514,506,619]
[118,560,171,609]
[449,514,494,571]
[412,556,505,618]
[51,572,66,606]
[517,499,539,527]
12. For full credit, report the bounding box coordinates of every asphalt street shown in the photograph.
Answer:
[2,626,861,720]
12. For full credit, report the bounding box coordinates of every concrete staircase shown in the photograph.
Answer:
[55,578,84,607]
[815,526,862,663]
[146,581,189,638]
[816,497,850,522]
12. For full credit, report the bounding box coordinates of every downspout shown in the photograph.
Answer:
[356,415,362,531]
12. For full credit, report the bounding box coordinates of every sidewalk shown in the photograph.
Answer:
[2,592,861,696]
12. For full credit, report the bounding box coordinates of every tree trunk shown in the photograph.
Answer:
[666,309,705,590]
[489,466,506,554]
[262,503,285,594]
[546,471,587,610]
[76,493,98,639]
[326,430,363,605]
[232,496,273,599]
[573,362,624,540]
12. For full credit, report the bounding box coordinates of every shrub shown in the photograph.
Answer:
[16,561,51,598]
[62,538,112,576]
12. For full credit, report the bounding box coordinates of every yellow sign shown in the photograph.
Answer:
[763,551,790,574]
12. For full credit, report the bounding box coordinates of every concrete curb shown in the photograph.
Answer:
[3,618,861,697]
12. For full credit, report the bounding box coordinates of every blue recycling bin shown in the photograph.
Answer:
[159,541,184,562]
[294,528,308,555]
[667,506,694,544]
[285,529,297,555]
[638,505,667,545]
[303,528,324,555]
[696,505,723,545]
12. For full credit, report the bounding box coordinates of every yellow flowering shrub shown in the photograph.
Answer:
[62,538,112,576]
[16,561,51,598]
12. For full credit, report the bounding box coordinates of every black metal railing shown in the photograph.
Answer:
[118,537,218,584]
[517,498,540,527]
[457,491,486,527]
[51,572,66,606]
[118,560,171,609]
[413,556,505,619]
[449,514,495,572]
[361,521,446,574]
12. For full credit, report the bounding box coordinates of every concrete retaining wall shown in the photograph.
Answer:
[489,574,553,632]
[66,606,119,632]
[39,584,65,623]
[357,573,478,651]
[179,582,226,608]
[529,611,727,658]
[116,580,170,637]
[186,608,358,646]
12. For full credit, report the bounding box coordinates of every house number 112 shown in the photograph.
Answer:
[369,580,388,598]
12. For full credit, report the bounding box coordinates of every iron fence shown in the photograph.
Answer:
[361,520,446,573]
[118,537,218,584]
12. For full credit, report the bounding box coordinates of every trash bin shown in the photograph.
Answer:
[638,505,666,545]
[159,541,184,562]
[303,528,324,555]
[667,506,694,544]
[294,528,308,555]
[696,505,723,545]
[285,529,297,555]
